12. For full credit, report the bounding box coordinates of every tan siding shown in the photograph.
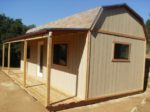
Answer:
[20,39,47,82]
[51,32,88,99]
[27,41,38,77]
[94,7,145,39]
[20,32,88,99]
[89,32,146,98]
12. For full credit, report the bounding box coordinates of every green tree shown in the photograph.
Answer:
[146,17,150,54]
[146,19,150,41]
[0,14,35,66]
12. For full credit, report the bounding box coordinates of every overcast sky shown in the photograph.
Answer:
[0,0,149,26]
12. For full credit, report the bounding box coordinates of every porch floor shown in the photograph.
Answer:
[1,68,78,107]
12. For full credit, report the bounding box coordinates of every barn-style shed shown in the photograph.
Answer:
[2,4,147,110]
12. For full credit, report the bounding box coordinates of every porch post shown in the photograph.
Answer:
[23,40,27,87]
[7,43,11,70]
[2,44,5,69]
[46,32,52,106]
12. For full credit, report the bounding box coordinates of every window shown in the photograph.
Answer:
[53,44,68,66]
[113,43,130,61]
[27,46,30,59]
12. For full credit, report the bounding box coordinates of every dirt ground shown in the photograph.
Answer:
[0,71,48,112]
[61,84,150,112]
[0,70,150,112]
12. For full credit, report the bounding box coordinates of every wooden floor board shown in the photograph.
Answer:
[1,68,78,107]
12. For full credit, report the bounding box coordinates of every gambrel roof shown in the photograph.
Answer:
[27,7,101,33]
[27,4,146,33]
[4,4,148,43]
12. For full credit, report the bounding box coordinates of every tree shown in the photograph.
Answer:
[145,17,150,54]
[0,14,35,66]
[146,19,150,41]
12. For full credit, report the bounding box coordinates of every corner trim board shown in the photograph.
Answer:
[85,31,91,99]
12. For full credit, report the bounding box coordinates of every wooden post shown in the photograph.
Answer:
[85,31,91,99]
[7,43,11,70]
[2,44,5,69]
[46,32,52,106]
[23,40,27,87]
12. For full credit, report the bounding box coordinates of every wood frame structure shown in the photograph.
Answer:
[2,32,52,107]
[1,4,148,111]
[85,31,91,99]
[7,43,11,70]
[46,32,52,106]
[23,40,27,87]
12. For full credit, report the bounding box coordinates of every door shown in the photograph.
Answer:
[37,42,44,77]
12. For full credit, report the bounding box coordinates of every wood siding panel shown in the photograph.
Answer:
[20,32,88,99]
[89,32,146,98]
[21,39,47,82]
[51,32,88,99]
[94,7,145,39]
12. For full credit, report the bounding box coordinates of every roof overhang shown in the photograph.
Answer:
[3,28,89,43]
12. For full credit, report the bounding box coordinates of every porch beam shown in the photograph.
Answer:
[4,39,25,44]
[45,32,52,106]
[23,40,27,87]
[26,35,47,41]
[7,43,11,70]
[2,44,5,69]
[4,35,48,44]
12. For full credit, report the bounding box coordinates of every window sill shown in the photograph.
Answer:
[112,59,130,62]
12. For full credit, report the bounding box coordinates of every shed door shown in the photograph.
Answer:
[37,42,44,77]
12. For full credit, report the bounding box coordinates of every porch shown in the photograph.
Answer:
[1,67,78,107]
[1,30,89,110]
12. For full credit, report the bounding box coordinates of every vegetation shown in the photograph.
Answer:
[1,13,150,66]
[146,18,150,54]
[0,14,35,67]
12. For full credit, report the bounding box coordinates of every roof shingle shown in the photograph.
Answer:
[27,7,101,33]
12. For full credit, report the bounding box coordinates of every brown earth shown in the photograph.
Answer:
[0,70,150,112]
[60,80,150,112]
[0,71,48,112]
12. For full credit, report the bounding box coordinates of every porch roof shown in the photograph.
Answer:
[3,28,88,43]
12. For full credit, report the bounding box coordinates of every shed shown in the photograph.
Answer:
[2,4,147,110]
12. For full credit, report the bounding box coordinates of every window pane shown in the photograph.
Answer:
[114,43,129,59]
[53,44,68,66]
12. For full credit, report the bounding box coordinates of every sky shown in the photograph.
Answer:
[0,0,150,26]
